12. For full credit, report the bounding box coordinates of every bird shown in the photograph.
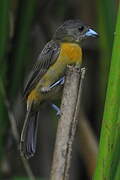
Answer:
[20,19,98,159]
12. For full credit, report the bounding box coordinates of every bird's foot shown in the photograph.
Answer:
[51,103,61,117]
[41,77,65,93]
[49,77,65,89]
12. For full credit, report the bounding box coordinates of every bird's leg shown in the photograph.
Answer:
[49,77,65,89]
[51,103,61,116]
[41,77,65,92]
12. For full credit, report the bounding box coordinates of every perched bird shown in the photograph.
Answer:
[20,20,98,159]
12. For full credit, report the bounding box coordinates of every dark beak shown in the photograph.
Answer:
[85,28,98,38]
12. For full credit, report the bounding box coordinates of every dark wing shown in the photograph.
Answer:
[23,40,60,98]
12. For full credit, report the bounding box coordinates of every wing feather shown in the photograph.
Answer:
[23,40,60,98]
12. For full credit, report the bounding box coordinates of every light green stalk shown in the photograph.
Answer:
[114,159,120,180]
[113,105,120,180]
[98,0,115,109]
[94,3,120,179]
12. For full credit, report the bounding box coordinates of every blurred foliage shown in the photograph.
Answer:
[10,0,37,97]
[98,0,116,115]
[0,0,10,160]
[13,178,46,180]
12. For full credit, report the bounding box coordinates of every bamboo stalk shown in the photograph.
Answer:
[50,66,86,180]
[94,3,120,179]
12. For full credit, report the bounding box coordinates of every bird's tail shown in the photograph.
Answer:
[20,102,39,159]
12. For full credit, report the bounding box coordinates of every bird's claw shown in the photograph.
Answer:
[56,110,61,117]
[51,103,61,117]
[41,77,65,93]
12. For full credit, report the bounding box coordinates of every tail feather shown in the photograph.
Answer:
[26,112,38,157]
[20,103,39,159]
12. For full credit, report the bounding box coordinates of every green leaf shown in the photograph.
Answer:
[94,3,120,179]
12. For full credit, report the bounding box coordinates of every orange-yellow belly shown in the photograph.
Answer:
[27,43,82,106]
[60,42,82,64]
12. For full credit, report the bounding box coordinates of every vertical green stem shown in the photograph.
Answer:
[0,0,9,62]
[114,107,120,180]
[114,159,120,180]
[98,0,115,108]
[10,0,37,97]
[0,0,10,161]
[94,3,120,179]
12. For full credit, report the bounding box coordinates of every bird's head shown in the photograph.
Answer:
[53,20,98,43]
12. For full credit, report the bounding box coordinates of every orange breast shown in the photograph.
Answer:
[60,43,82,63]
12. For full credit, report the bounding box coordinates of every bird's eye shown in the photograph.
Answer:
[78,26,84,32]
